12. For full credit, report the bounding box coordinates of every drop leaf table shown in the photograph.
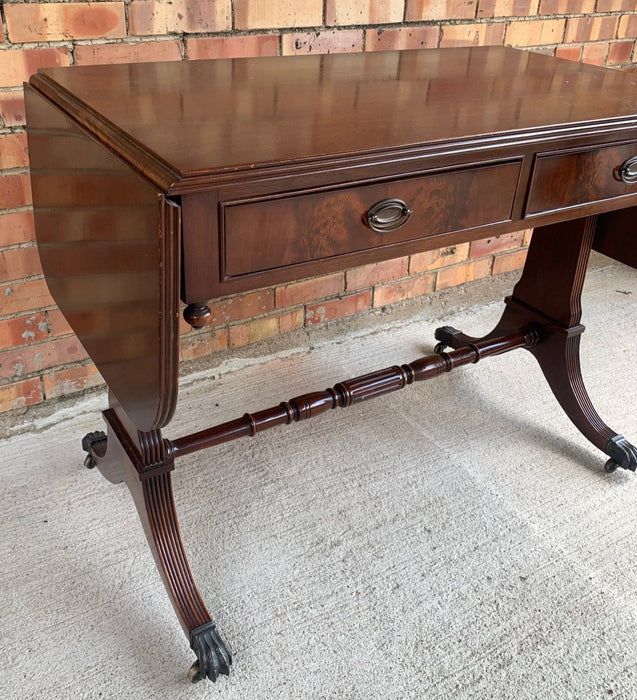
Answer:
[25,46,637,682]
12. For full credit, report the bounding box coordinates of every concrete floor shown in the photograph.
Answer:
[1,260,636,699]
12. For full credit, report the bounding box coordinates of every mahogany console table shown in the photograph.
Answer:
[26,46,637,682]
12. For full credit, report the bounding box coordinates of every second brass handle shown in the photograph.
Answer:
[365,198,412,233]
[619,156,637,184]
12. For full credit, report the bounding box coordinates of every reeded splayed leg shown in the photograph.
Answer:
[435,215,636,472]
[82,402,232,682]
[138,466,231,682]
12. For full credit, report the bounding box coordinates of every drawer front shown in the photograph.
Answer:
[222,161,520,279]
[526,141,637,216]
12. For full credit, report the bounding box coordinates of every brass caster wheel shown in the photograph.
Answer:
[187,661,203,683]
[604,459,619,473]
[83,453,97,469]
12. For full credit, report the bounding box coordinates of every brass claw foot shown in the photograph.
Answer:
[81,430,107,469]
[605,435,637,473]
[188,620,232,683]
[433,325,464,353]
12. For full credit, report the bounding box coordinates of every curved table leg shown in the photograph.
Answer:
[135,468,232,682]
[528,329,636,473]
[81,404,231,682]
[435,215,636,473]
[435,312,636,472]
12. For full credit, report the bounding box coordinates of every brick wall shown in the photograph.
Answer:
[1,1,636,415]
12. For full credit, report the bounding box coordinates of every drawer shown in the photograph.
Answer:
[221,161,521,279]
[526,141,637,216]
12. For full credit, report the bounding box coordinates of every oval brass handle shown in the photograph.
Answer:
[619,156,637,184]
[365,198,412,233]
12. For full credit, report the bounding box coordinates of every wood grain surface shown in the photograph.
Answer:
[30,46,637,188]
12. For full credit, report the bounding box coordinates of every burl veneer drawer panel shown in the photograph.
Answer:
[222,161,521,278]
[526,141,637,216]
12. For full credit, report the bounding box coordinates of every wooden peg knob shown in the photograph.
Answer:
[184,303,211,329]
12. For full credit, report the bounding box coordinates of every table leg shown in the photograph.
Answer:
[435,215,636,472]
[77,213,634,683]
[82,400,231,682]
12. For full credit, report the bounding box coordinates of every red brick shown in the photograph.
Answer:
[440,22,505,48]
[555,45,582,62]
[325,0,404,26]
[365,26,439,52]
[346,258,409,291]
[234,0,323,30]
[0,312,49,349]
[506,19,565,47]
[179,328,228,361]
[275,273,344,309]
[0,48,69,90]
[278,308,304,334]
[1,278,54,316]
[305,290,371,325]
[582,43,609,67]
[45,308,73,338]
[0,211,35,247]
[129,0,231,35]
[493,250,528,275]
[0,377,43,413]
[0,335,88,380]
[74,40,182,66]
[0,92,27,127]
[373,273,435,307]
[229,315,279,349]
[539,0,594,11]
[618,15,637,40]
[597,0,636,10]
[188,35,279,60]
[6,3,126,43]
[435,258,492,291]
[478,0,539,18]
[469,232,525,259]
[42,363,103,399]
[0,246,42,284]
[0,173,32,210]
[409,244,469,274]
[206,290,274,327]
[564,17,618,45]
[0,133,29,170]
[406,0,477,21]
[607,41,635,66]
[282,30,364,55]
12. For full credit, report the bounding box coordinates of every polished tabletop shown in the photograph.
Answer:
[32,46,637,179]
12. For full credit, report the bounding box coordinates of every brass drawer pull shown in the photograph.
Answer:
[365,198,412,232]
[618,156,637,184]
